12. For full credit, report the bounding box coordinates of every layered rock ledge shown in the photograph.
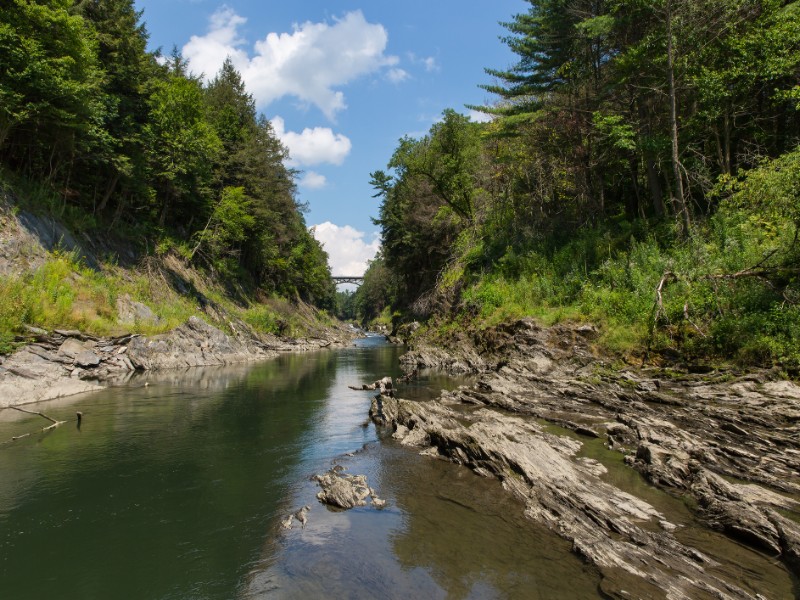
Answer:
[0,317,351,408]
[379,319,800,598]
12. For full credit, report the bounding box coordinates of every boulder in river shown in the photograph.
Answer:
[314,467,379,510]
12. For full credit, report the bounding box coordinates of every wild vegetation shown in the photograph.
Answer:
[355,0,800,368]
[0,0,335,350]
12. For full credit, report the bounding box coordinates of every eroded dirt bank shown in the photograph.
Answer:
[376,319,800,598]
[0,317,353,408]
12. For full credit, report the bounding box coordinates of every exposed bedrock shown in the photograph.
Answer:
[382,318,800,597]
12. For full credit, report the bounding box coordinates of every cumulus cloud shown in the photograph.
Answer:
[312,222,380,276]
[183,8,399,120]
[182,7,249,74]
[298,171,327,189]
[271,116,351,167]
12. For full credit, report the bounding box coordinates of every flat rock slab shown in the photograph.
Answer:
[58,338,87,359]
[74,351,101,368]
[0,347,103,407]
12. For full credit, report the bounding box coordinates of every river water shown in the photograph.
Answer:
[0,337,601,599]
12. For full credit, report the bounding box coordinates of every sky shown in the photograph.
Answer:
[134,0,525,276]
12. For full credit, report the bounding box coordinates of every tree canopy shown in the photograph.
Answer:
[0,0,334,309]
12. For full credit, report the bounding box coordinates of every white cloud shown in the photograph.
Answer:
[183,8,399,120]
[271,116,351,167]
[312,222,380,276]
[298,171,327,189]
[467,109,494,123]
[407,52,439,73]
[182,7,249,76]
[386,68,410,84]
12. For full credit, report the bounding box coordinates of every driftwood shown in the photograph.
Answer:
[10,406,60,424]
[651,271,678,330]
[645,271,702,362]
[1,407,70,445]
[704,267,800,281]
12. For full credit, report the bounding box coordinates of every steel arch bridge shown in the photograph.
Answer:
[332,276,364,286]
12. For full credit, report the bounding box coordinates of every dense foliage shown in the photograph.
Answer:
[0,0,334,308]
[359,0,800,367]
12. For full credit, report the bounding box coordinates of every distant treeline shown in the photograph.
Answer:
[355,0,800,366]
[0,0,334,307]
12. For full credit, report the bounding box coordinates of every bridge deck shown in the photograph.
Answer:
[332,276,364,285]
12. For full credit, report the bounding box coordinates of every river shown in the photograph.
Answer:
[0,337,601,599]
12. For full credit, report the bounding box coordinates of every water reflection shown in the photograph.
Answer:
[246,440,600,599]
[0,350,344,599]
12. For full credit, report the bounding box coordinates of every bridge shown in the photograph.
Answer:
[332,276,364,286]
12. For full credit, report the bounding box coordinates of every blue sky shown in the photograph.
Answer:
[134,0,525,275]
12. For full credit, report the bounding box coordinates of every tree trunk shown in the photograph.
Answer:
[158,190,173,228]
[628,158,643,220]
[666,0,690,236]
[97,173,120,214]
[646,156,664,218]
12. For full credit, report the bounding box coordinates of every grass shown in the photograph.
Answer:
[0,248,336,354]
[0,251,192,351]
[430,169,800,368]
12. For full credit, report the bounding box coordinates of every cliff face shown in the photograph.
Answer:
[0,203,90,277]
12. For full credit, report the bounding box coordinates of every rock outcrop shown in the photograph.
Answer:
[0,318,349,408]
[381,318,800,597]
[314,466,385,510]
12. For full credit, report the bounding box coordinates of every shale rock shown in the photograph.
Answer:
[116,294,162,326]
[390,319,800,597]
[314,468,371,509]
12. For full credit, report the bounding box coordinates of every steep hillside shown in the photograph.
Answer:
[0,181,353,406]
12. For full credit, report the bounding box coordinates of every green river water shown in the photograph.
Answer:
[0,337,601,599]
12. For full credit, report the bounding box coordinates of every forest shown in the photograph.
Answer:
[3,0,800,367]
[0,0,334,314]
[352,0,800,368]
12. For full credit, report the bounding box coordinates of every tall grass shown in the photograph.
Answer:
[453,149,800,367]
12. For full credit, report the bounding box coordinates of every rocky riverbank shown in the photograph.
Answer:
[376,319,800,598]
[0,316,354,408]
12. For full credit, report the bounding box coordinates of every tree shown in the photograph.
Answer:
[72,0,155,215]
[354,253,394,323]
[0,0,107,183]
[204,57,257,190]
[144,71,221,228]
[477,0,578,120]
[191,186,255,274]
